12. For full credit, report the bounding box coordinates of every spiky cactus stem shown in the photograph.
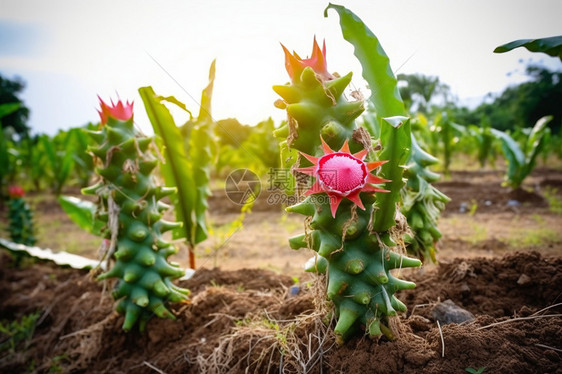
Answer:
[7,186,36,246]
[401,137,450,262]
[274,40,421,343]
[83,98,189,331]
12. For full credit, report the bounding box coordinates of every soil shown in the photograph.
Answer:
[1,168,562,373]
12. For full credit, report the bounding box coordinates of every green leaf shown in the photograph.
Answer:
[494,36,562,59]
[198,59,216,122]
[189,59,217,243]
[325,3,406,118]
[155,95,193,118]
[0,102,21,120]
[490,128,525,187]
[139,86,197,245]
[373,116,411,231]
[58,195,104,236]
[189,121,213,244]
[523,116,552,180]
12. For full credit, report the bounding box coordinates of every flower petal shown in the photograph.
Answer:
[363,184,390,193]
[329,194,344,218]
[295,166,316,175]
[367,160,388,171]
[346,192,365,210]
[321,136,334,154]
[353,148,368,161]
[367,174,391,184]
[304,180,324,196]
[338,139,350,154]
[299,151,319,164]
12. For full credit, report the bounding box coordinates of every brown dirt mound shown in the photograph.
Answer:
[1,251,561,373]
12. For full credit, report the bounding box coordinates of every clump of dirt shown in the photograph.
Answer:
[0,251,561,373]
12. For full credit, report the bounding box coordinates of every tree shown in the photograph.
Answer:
[397,73,451,115]
[468,65,562,132]
[0,74,30,137]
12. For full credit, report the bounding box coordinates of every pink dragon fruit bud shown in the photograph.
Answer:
[297,137,390,217]
[8,185,25,199]
[97,96,134,125]
[281,37,334,82]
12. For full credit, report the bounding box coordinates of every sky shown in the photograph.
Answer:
[0,0,561,136]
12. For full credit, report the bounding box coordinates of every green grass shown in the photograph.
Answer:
[543,187,562,214]
[507,227,559,248]
[0,311,40,353]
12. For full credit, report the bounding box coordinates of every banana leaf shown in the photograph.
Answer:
[58,195,104,236]
[139,86,198,245]
[494,36,562,59]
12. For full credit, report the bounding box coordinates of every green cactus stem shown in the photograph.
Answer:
[7,186,36,246]
[274,39,421,343]
[83,97,189,331]
[324,3,450,263]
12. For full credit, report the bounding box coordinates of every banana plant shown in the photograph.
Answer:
[467,118,497,168]
[326,3,449,263]
[429,112,467,175]
[39,131,75,195]
[139,60,217,269]
[491,115,552,189]
[216,118,280,177]
[0,103,21,197]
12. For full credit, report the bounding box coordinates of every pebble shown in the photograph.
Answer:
[507,199,521,207]
[431,299,475,325]
[517,273,531,285]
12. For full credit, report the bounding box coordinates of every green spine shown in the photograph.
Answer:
[275,65,421,343]
[83,116,189,331]
[8,197,36,246]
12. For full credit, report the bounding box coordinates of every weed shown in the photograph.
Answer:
[465,367,487,374]
[0,311,40,353]
[49,354,69,373]
[543,187,562,214]
[468,199,478,216]
[508,227,558,248]
[461,222,488,244]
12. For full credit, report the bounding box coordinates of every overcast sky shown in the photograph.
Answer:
[0,0,560,135]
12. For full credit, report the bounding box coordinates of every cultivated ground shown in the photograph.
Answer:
[1,167,561,373]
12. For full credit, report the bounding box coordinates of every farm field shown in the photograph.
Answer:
[1,167,561,373]
[1,3,561,373]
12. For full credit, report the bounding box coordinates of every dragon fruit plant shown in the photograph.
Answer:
[82,97,189,331]
[273,38,421,344]
[7,185,36,246]
[325,4,450,263]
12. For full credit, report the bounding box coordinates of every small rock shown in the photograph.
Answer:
[484,200,492,206]
[431,299,475,325]
[459,202,468,213]
[517,273,531,285]
[507,199,521,207]
[460,282,471,296]
[288,285,300,297]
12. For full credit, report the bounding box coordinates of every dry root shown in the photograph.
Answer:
[197,276,336,374]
